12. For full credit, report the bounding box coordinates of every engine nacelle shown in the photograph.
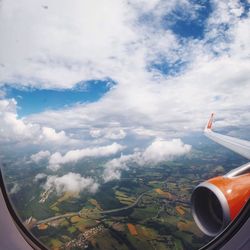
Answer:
[191,166,250,236]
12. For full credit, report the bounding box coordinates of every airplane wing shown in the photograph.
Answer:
[204,113,250,160]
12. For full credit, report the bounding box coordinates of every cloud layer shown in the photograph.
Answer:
[34,173,47,182]
[0,98,78,148]
[48,143,125,171]
[31,151,51,164]
[0,0,250,145]
[103,138,191,182]
[43,172,99,194]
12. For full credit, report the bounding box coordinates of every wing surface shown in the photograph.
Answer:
[204,113,250,160]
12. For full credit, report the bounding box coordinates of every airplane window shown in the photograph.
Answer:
[0,1,250,250]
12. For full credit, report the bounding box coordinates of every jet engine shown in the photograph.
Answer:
[191,163,250,236]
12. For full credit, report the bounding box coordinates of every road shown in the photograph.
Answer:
[36,191,148,225]
[36,212,79,225]
[100,192,147,215]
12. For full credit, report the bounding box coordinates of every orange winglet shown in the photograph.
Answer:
[206,113,215,130]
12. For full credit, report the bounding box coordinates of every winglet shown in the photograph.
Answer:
[205,113,215,132]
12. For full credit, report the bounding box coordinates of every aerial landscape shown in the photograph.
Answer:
[0,0,250,249]
[2,134,247,250]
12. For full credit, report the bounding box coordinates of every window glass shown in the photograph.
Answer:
[1,1,250,249]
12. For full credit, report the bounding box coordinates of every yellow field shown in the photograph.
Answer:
[49,218,67,228]
[137,226,157,240]
[70,215,82,223]
[115,191,128,198]
[155,188,172,199]
[119,200,133,205]
[58,191,79,201]
[176,206,185,216]
[112,223,125,232]
[50,191,79,211]
[50,239,62,250]
[115,190,136,205]
[119,197,135,205]
[89,198,102,210]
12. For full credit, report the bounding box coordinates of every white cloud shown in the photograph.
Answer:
[0,98,38,141]
[141,138,192,164]
[89,129,102,138]
[31,151,50,163]
[42,127,67,142]
[43,172,99,194]
[132,127,165,138]
[1,0,250,164]
[103,138,191,182]
[0,0,202,89]
[90,127,126,140]
[0,0,136,88]
[27,3,250,138]
[28,51,250,143]
[207,0,243,26]
[104,128,126,140]
[0,98,78,146]
[48,143,125,171]
[34,173,47,182]
[102,154,133,182]
[9,183,21,195]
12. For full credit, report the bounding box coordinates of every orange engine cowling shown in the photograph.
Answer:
[191,170,250,236]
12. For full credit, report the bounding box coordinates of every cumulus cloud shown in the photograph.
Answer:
[90,127,126,140]
[0,98,78,146]
[43,172,99,194]
[104,128,126,140]
[31,151,50,163]
[89,129,102,138]
[102,154,133,182]
[0,99,37,141]
[41,127,70,143]
[34,173,47,182]
[132,127,165,138]
[141,139,192,164]
[103,138,191,182]
[48,143,125,171]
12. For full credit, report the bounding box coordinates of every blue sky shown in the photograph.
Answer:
[165,0,213,39]
[5,79,114,117]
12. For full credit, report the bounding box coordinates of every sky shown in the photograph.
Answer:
[0,0,250,192]
[4,79,114,116]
